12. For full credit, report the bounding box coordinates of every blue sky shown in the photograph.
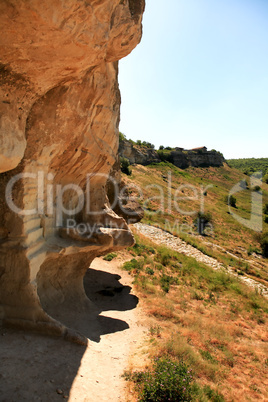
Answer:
[119,0,268,159]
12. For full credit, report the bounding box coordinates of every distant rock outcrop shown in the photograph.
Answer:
[0,0,145,343]
[119,141,225,168]
[119,140,160,165]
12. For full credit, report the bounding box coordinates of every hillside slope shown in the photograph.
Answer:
[117,162,268,401]
[121,162,268,286]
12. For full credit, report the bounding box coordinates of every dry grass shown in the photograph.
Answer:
[121,234,268,401]
[123,163,268,285]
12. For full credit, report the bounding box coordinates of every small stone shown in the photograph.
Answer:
[56,389,63,395]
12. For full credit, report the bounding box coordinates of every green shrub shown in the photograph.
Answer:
[131,240,156,256]
[120,157,132,175]
[146,267,155,276]
[136,140,155,149]
[255,231,268,258]
[119,131,126,142]
[263,174,268,184]
[225,195,237,208]
[203,385,225,402]
[157,149,173,163]
[194,212,213,235]
[160,274,173,293]
[155,246,178,266]
[260,232,268,258]
[253,186,261,192]
[263,203,268,215]
[127,357,195,402]
[123,258,144,272]
[264,216,268,224]
[103,253,117,261]
[253,185,261,192]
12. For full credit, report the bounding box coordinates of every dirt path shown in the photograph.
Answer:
[0,257,148,402]
[134,222,268,298]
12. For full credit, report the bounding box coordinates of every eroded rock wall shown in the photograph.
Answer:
[0,0,145,343]
[119,140,225,168]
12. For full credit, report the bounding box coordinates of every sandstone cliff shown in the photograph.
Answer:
[119,140,225,168]
[0,0,145,343]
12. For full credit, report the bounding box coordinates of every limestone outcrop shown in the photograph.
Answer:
[119,139,160,165]
[119,140,225,168]
[0,0,145,343]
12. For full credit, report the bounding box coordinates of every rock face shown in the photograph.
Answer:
[119,140,160,165]
[0,0,145,343]
[170,148,225,168]
[119,140,225,168]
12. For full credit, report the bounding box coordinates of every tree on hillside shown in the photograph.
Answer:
[194,212,213,236]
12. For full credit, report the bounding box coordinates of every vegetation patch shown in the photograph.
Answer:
[103,252,117,261]
[122,233,268,401]
[124,357,197,402]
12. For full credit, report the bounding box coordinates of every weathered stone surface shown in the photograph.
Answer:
[119,140,225,168]
[119,140,161,165]
[0,0,145,342]
[107,157,144,224]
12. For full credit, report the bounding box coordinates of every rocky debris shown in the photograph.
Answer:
[134,223,268,298]
[0,0,145,341]
[119,140,225,168]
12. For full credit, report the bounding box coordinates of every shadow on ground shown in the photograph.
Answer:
[43,267,139,343]
[0,266,139,401]
[0,327,86,401]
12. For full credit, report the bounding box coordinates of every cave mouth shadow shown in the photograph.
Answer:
[0,268,139,400]
[84,268,139,312]
[0,326,87,401]
[44,268,139,343]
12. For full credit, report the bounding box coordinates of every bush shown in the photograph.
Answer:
[255,232,268,258]
[157,149,173,163]
[194,212,213,235]
[263,174,268,184]
[136,140,155,149]
[128,357,195,402]
[120,157,132,175]
[253,185,261,192]
[260,232,268,258]
[263,203,268,215]
[160,274,175,293]
[123,258,144,272]
[225,195,237,208]
[103,253,117,261]
[142,141,155,149]
[203,385,225,402]
[119,132,126,142]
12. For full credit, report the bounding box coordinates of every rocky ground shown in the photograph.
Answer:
[134,223,268,298]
